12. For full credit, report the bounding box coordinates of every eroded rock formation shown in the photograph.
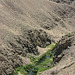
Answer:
[41,33,75,75]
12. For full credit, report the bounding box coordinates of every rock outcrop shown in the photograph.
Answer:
[53,33,74,63]
[41,33,75,75]
[50,0,75,4]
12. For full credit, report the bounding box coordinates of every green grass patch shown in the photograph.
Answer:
[14,66,27,75]
[29,43,57,72]
[37,57,53,72]
[14,64,34,75]
[64,32,72,37]
[46,43,55,48]
[14,43,58,75]
[67,33,71,35]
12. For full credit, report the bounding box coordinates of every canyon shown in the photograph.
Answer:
[0,0,75,75]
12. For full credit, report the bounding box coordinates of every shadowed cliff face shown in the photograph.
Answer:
[53,33,74,63]
[0,0,75,75]
[50,0,75,4]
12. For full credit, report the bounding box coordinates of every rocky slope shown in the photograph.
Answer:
[50,0,75,5]
[0,0,75,75]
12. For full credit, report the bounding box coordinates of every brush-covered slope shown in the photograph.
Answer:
[0,0,75,75]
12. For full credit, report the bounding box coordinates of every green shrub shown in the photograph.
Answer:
[24,64,34,72]
[14,66,27,75]
[30,57,36,62]
[32,67,38,72]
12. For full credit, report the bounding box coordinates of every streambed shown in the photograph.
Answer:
[29,51,55,75]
